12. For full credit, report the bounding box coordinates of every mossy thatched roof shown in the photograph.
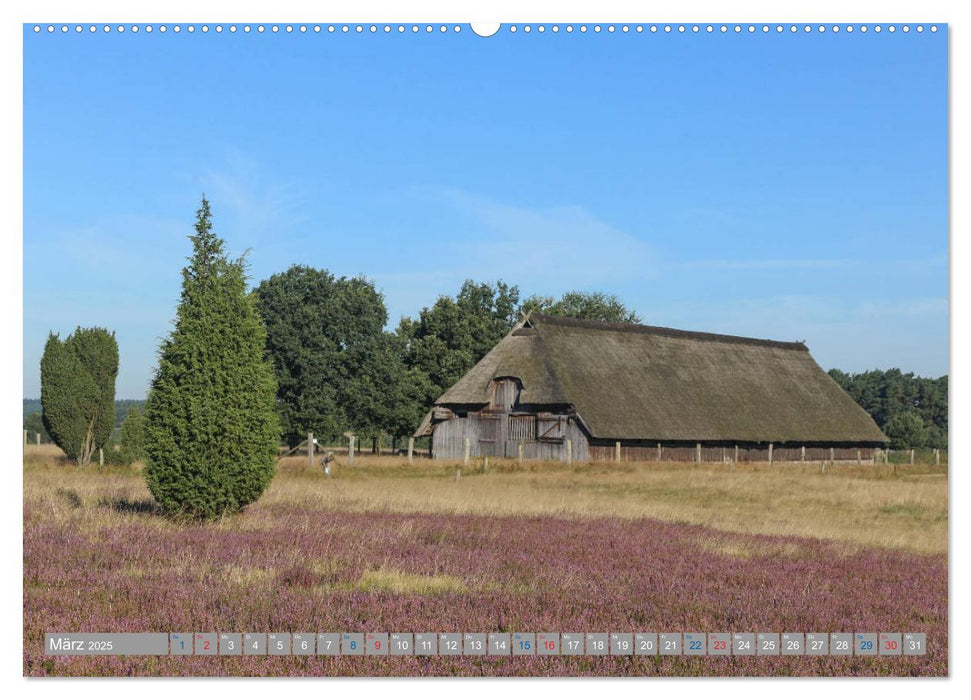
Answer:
[430,314,887,444]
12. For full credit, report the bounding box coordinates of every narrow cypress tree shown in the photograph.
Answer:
[144,197,279,518]
[40,327,118,465]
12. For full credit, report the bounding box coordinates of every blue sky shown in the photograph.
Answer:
[23,25,948,398]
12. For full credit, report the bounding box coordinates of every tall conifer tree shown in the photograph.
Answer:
[40,327,118,465]
[144,197,279,518]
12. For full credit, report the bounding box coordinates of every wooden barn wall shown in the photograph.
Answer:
[432,414,878,464]
[587,442,876,463]
[431,413,589,461]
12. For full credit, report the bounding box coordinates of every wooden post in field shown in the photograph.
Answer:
[829,447,835,462]
[483,456,488,473]
[910,449,915,465]
[407,437,414,465]
[23,429,27,449]
[36,433,40,446]
[734,444,739,463]
[566,439,572,465]
[518,442,524,465]
[935,448,940,465]
[99,448,104,468]
[348,435,355,465]
[722,447,726,463]
[856,449,861,465]
[801,445,806,463]
[768,443,773,465]
[308,432,314,469]
[695,442,701,464]
[456,468,461,481]
[464,437,471,465]
[657,442,662,462]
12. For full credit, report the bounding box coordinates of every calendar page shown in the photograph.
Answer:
[20,3,948,684]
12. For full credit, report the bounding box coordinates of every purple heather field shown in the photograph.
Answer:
[24,507,946,677]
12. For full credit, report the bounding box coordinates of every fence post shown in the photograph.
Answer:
[910,449,914,465]
[348,435,355,465]
[308,432,314,469]
[464,437,470,466]
[519,442,524,465]
[801,445,806,463]
[856,449,861,465]
[407,437,414,465]
[734,444,739,463]
[566,439,572,465]
[483,456,488,473]
[935,448,940,466]
[99,448,104,468]
[36,433,40,446]
[23,429,27,449]
[615,441,621,463]
[768,443,773,464]
[830,447,835,462]
[657,442,662,462]
[696,442,701,464]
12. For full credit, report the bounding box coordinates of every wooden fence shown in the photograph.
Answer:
[589,442,883,464]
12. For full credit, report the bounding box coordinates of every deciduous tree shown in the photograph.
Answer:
[520,290,642,324]
[883,411,928,450]
[399,279,520,401]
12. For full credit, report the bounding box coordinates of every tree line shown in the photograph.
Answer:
[33,197,947,517]
[828,369,948,449]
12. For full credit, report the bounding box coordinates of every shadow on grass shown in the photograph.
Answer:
[96,496,165,516]
[54,488,83,509]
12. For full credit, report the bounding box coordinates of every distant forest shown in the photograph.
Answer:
[827,369,947,449]
[24,398,144,438]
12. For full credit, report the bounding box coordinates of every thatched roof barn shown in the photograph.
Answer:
[416,314,887,463]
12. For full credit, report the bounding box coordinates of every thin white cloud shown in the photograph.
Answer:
[680,258,854,271]
[677,256,946,273]
[195,150,308,246]
[28,215,187,288]
[648,295,948,376]
[437,189,657,286]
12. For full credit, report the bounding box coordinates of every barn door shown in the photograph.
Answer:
[537,413,565,443]
[476,415,499,457]
[504,414,536,457]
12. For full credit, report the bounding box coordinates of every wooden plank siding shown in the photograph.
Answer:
[431,412,589,461]
[433,412,879,463]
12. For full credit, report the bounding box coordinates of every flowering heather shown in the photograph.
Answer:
[24,492,946,676]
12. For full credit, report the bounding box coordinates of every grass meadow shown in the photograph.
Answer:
[23,444,947,676]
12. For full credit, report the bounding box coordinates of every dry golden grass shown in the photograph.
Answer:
[23,443,948,554]
[355,569,468,594]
